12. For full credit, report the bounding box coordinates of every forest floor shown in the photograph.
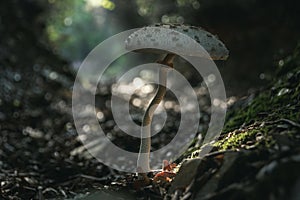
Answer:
[1,39,300,199]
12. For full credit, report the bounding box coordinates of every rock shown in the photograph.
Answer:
[194,151,240,199]
[168,158,202,194]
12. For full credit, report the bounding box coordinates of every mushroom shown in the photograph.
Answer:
[125,23,229,180]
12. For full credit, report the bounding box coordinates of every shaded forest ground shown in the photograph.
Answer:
[1,1,300,199]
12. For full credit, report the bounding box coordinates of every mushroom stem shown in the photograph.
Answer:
[137,53,175,177]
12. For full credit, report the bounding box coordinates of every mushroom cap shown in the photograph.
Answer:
[125,24,229,60]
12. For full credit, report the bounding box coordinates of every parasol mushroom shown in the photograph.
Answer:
[125,23,229,180]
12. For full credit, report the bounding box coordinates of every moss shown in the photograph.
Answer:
[216,131,254,150]
[214,45,300,151]
[222,92,269,133]
[223,68,300,134]
[215,125,274,150]
[186,44,300,157]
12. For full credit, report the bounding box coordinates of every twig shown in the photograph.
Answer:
[197,149,237,159]
[38,186,44,200]
[75,174,109,181]
[264,118,300,128]
[55,174,109,188]
[278,118,300,128]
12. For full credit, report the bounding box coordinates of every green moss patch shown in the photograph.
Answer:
[215,44,300,151]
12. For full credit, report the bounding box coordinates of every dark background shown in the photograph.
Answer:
[2,0,300,96]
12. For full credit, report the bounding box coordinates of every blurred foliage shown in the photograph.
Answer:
[46,0,117,61]
[45,0,203,62]
[45,0,300,95]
